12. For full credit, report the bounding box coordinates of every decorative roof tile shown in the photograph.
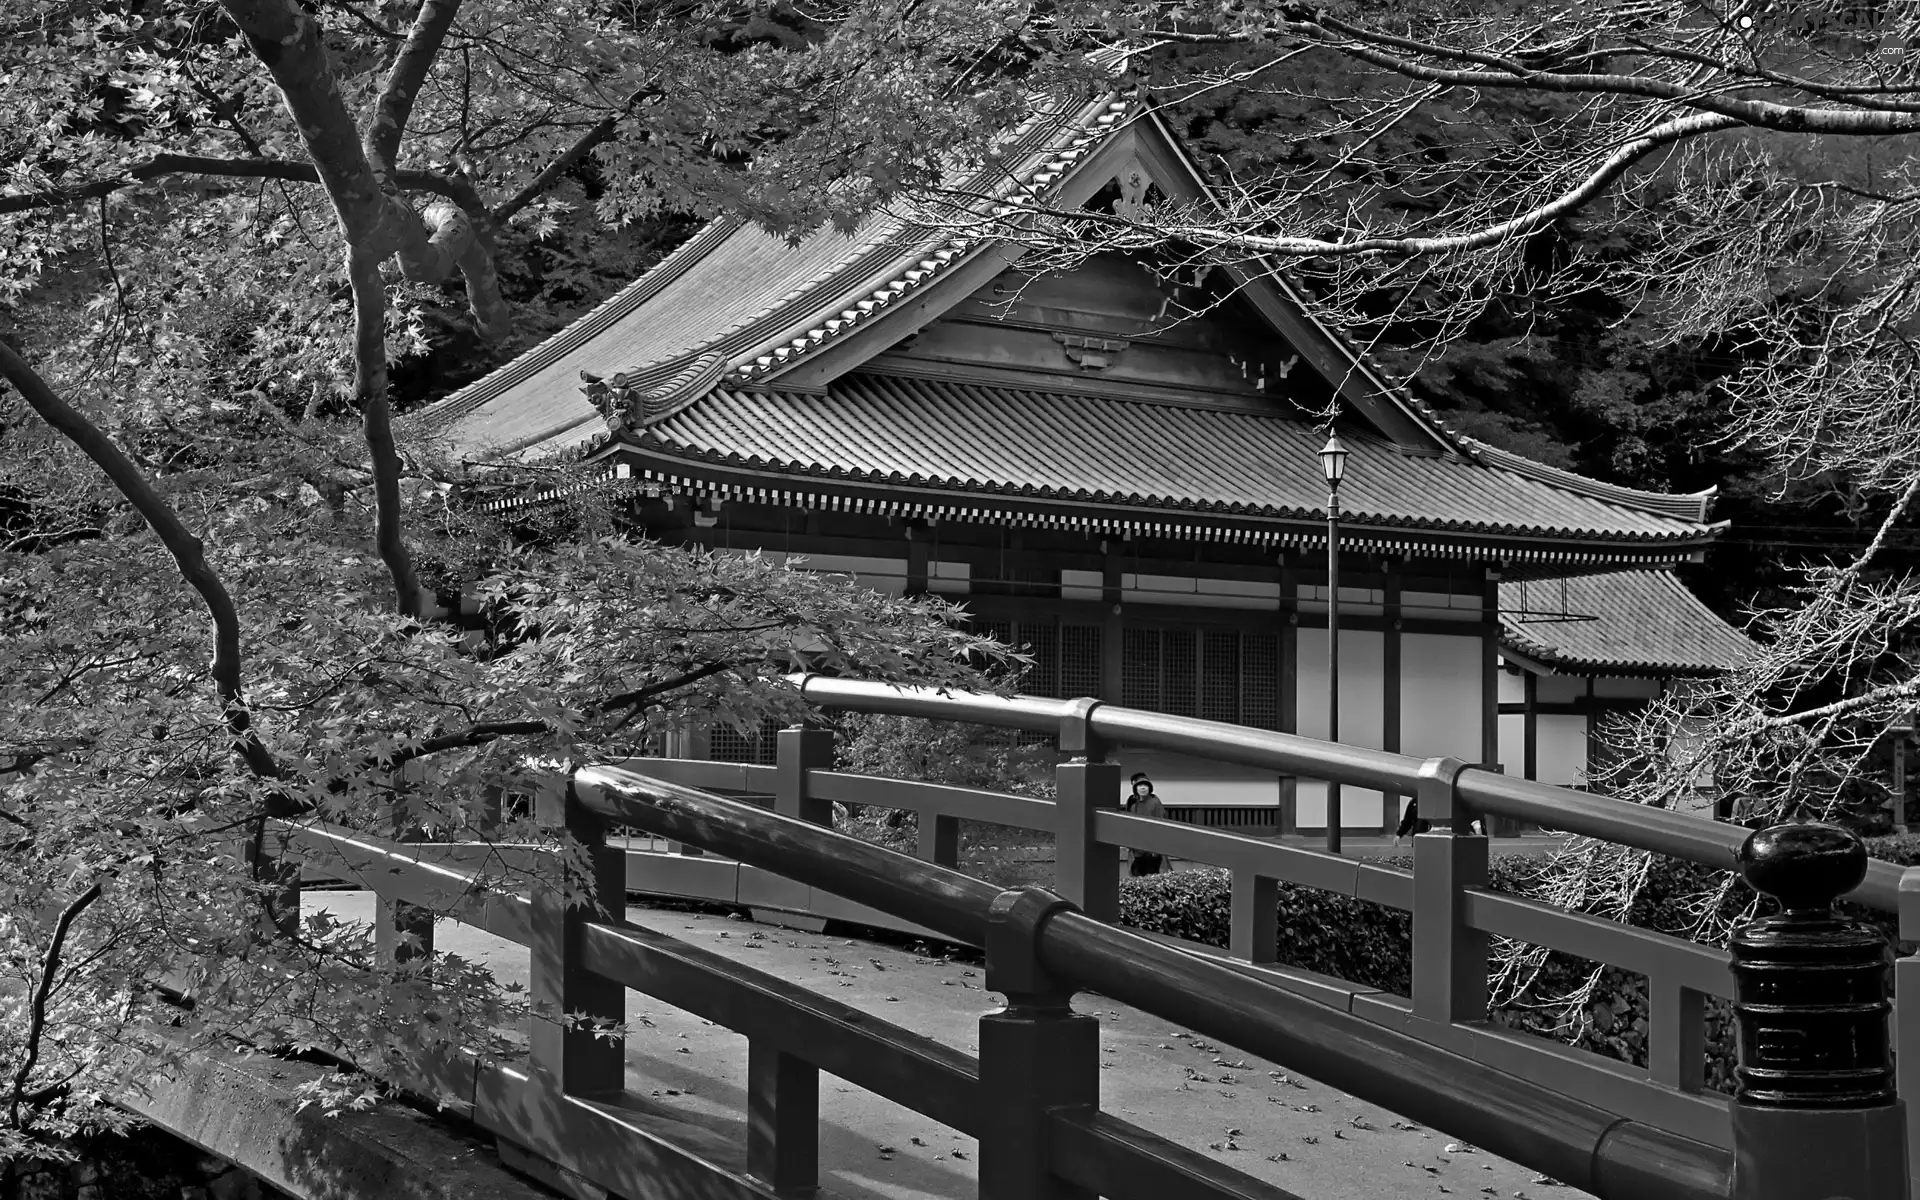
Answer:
[1499,571,1754,676]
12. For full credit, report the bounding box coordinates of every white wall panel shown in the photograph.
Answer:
[1400,632,1485,763]
[1296,628,1384,825]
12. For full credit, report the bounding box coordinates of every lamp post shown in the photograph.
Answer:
[1319,433,1349,855]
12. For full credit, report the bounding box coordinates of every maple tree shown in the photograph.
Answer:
[0,0,1056,1157]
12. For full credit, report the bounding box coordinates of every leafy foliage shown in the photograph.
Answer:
[834,716,1058,798]
[0,362,1015,1158]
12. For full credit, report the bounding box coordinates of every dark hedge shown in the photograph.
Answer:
[1117,833,1920,1092]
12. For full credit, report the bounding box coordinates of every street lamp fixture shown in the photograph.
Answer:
[1320,433,1348,855]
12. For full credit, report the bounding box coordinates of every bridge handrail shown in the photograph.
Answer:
[577,763,1731,1200]
[791,675,1902,912]
[285,809,1323,1200]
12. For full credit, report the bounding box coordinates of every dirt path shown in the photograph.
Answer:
[310,893,1586,1200]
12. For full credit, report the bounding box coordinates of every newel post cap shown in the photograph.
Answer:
[1736,821,1867,913]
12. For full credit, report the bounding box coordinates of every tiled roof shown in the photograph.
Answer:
[410,96,1124,461]
[1499,571,1754,676]
[633,374,1721,562]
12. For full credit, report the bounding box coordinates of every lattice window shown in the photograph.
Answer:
[1022,620,1061,698]
[1122,627,1161,710]
[1162,629,1198,717]
[1201,630,1240,723]
[710,716,780,765]
[1122,625,1281,728]
[1060,624,1103,700]
[1242,632,1280,730]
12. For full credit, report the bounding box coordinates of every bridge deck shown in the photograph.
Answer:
[309,891,1583,1200]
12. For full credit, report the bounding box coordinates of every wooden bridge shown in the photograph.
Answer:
[132,677,1915,1199]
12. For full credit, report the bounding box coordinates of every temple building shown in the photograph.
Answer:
[1496,571,1752,806]
[414,89,1727,837]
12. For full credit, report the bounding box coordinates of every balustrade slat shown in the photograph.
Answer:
[577,919,982,1134]
[282,822,535,946]
[919,812,960,867]
[746,1042,818,1190]
[1093,810,1397,904]
[1461,889,1733,1000]
[1649,982,1707,1093]
[807,769,1055,830]
[1230,870,1279,966]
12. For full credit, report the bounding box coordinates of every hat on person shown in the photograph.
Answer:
[1130,773,1152,787]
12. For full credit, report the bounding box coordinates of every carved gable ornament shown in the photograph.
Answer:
[1052,332,1132,371]
[1113,162,1154,223]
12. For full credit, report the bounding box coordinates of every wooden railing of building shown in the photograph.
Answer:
[280,677,1916,1200]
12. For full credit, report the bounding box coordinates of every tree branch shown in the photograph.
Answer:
[382,720,549,769]
[594,661,732,713]
[345,255,423,615]
[8,881,103,1128]
[1293,13,1920,137]
[0,337,284,784]
[0,153,472,216]
[364,0,464,178]
[491,88,659,225]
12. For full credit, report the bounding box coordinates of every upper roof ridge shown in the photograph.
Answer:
[1465,438,1719,523]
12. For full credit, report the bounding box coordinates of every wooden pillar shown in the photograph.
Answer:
[1523,671,1539,784]
[1278,549,1300,836]
[904,521,929,596]
[1381,557,1403,835]
[1100,539,1123,703]
[1480,567,1505,835]
[1583,677,1598,795]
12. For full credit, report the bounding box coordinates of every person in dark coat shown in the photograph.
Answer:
[1393,798,1431,844]
[1393,799,1484,843]
[1126,772,1167,876]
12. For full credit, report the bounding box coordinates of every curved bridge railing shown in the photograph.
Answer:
[268,677,1914,1200]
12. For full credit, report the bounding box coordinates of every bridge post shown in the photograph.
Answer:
[775,726,835,826]
[1899,867,1920,1200]
[376,761,434,966]
[1727,821,1907,1200]
[529,773,626,1100]
[979,887,1098,1200]
[1055,702,1120,923]
[1411,756,1487,1025]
